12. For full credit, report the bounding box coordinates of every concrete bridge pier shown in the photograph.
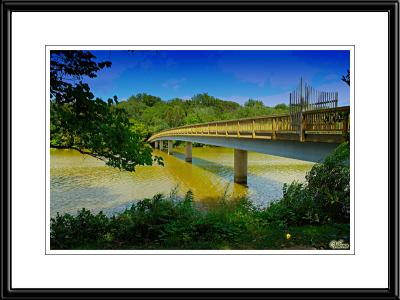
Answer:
[154,141,159,149]
[185,142,192,162]
[168,140,173,155]
[234,149,248,184]
[159,141,163,151]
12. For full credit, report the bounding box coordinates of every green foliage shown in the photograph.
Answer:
[274,103,288,110]
[305,142,350,222]
[262,142,350,226]
[51,209,110,249]
[342,69,350,86]
[50,50,163,171]
[164,105,186,127]
[117,92,290,134]
[51,191,349,250]
[244,99,264,108]
[50,50,112,104]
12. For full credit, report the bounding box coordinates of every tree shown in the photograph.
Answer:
[274,103,288,110]
[50,50,162,172]
[164,105,185,127]
[50,51,111,103]
[191,93,217,106]
[342,69,350,86]
[137,93,162,107]
[244,99,264,108]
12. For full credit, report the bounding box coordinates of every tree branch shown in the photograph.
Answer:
[50,145,106,162]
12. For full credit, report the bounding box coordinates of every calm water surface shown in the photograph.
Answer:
[50,147,314,217]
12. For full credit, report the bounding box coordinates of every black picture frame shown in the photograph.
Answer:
[1,1,398,299]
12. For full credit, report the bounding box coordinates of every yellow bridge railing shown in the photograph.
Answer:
[149,106,350,144]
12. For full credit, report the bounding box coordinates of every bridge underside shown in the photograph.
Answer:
[153,135,338,163]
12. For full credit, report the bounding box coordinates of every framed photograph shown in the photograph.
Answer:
[2,0,398,299]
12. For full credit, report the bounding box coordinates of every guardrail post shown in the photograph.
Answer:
[225,122,228,136]
[252,120,255,138]
[237,121,240,137]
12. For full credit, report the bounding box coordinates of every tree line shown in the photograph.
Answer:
[117,93,289,135]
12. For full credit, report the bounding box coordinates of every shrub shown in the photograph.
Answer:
[264,142,350,226]
[306,142,350,223]
[50,209,110,249]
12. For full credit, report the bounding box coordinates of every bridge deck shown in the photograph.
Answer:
[149,106,350,144]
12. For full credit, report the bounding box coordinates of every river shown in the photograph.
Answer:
[50,147,314,218]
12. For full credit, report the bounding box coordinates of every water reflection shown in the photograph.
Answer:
[50,147,313,217]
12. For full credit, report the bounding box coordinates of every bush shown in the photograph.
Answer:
[50,192,269,249]
[50,209,110,249]
[306,142,350,223]
[263,142,350,226]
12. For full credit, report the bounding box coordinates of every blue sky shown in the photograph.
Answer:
[86,50,350,106]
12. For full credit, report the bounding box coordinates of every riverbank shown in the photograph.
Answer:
[50,142,350,250]
[50,192,349,250]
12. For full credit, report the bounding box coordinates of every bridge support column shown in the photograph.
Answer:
[159,141,163,151]
[185,142,192,162]
[234,149,247,184]
[168,140,173,155]
[154,141,158,149]
[299,112,306,142]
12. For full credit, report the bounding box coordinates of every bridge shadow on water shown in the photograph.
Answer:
[164,149,296,208]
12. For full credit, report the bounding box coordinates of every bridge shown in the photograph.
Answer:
[148,81,350,184]
[148,105,350,184]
